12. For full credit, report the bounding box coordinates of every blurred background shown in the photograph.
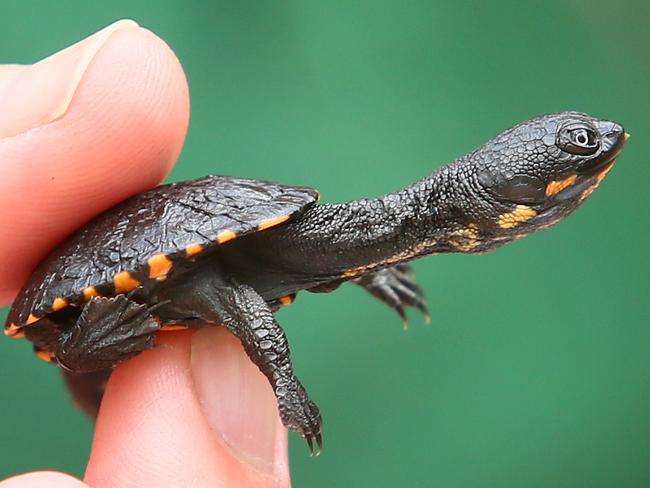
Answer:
[1,1,648,486]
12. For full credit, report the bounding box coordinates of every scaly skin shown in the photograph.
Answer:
[247,112,626,279]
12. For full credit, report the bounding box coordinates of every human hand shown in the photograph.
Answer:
[0,20,291,488]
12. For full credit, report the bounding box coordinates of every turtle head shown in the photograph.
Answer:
[468,111,627,238]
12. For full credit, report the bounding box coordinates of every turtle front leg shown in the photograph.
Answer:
[56,295,160,373]
[354,264,430,328]
[186,284,323,453]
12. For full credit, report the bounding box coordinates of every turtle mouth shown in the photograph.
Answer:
[552,130,626,203]
[577,128,628,175]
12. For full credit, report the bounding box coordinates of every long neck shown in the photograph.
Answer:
[253,158,493,278]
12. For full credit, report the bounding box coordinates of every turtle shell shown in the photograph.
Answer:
[6,175,318,333]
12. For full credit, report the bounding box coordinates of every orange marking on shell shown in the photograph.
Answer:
[4,323,24,338]
[545,174,577,197]
[113,271,141,293]
[160,324,189,331]
[35,350,53,363]
[26,314,40,325]
[185,243,204,257]
[258,215,290,231]
[279,295,294,306]
[148,254,173,281]
[217,230,237,244]
[52,297,69,311]
[83,287,101,301]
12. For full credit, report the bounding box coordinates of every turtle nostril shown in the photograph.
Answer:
[598,120,624,139]
[596,120,626,154]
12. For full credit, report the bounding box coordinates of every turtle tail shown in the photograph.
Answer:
[61,369,112,419]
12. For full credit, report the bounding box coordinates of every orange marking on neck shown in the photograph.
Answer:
[217,230,237,244]
[148,254,173,281]
[113,271,141,293]
[452,224,481,252]
[580,163,615,202]
[595,163,614,185]
[545,175,577,197]
[279,295,294,306]
[496,205,537,229]
[258,215,290,231]
[342,238,438,278]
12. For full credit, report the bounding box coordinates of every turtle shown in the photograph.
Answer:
[5,111,627,453]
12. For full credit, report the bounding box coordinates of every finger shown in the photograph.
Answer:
[0,20,190,305]
[85,329,291,488]
[0,471,89,487]
[0,65,24,82]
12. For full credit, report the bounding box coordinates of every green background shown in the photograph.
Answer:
[1,1,648,486]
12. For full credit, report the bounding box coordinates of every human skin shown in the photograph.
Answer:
[0,20,292,488]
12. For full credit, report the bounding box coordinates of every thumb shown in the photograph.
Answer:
[85,329,291,488]
[0,20,189,304]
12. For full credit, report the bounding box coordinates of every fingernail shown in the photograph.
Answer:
[191,328,289,479]
[0,19,138,139]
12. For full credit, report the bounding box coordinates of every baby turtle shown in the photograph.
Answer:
[5,112,627,453]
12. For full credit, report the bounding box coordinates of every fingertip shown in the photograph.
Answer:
[0,65,25,84]
[0,20,141,139]
[86,331,289,488]
[191,328,290,480]
[0,471,89,487]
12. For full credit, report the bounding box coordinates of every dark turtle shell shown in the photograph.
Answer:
[6,176,318,333]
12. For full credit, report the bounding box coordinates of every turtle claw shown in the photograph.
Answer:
[395,306,409,330]
[307,432,323,456]
[417,302,431,324]
[276,374,322,455]
[354,265,430,328]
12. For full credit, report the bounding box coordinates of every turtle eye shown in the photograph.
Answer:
[572,128,592,146]
[557,124,599,156]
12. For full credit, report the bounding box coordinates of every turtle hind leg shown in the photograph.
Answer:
[189,284,323,453]
[353,264,430,329]
[56,295,160,373]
